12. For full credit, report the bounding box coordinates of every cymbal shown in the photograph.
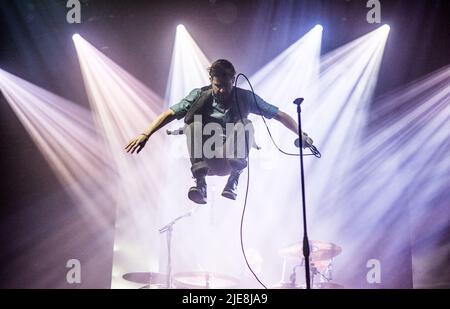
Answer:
[278,240,342,261]
[313,282,344,289]
[173,271,239,289]
[272,282,344,289]
[311,260,331,271]
[139,283,168,289]
[122,272,168,284]
[272,282,303,289]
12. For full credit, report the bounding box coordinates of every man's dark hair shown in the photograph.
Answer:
[208,59,236,80]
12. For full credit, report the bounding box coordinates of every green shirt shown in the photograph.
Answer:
[169,87,279,127]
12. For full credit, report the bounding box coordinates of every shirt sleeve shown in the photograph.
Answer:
[247,92,279,119]
[169,88,202,120]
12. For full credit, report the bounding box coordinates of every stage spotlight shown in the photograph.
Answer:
[314,24,323,31]
[74,34,190,288]
[165,24,210,105]
[0,68,116,229]
[237,25,391,288]
[72,33,81,41]
[333,65,450,287]
[162,24,221,291]
[248,25,323,108]
[0,68,119,288]
[381,24,390,32]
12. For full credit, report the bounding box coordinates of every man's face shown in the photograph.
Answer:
[210,76,234,103]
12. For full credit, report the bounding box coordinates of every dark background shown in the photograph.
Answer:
[0,0,449,288]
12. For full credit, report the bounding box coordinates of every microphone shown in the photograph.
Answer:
[293,98,304,106]
[295,136,321,158]
[294,134,313,148]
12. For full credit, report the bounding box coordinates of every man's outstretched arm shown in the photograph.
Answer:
[273,110,313,147]
[125,109,176,154]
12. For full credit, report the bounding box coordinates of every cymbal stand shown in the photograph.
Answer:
[311,261,332,284]
[158,206,201,288]
[289,263,304,287]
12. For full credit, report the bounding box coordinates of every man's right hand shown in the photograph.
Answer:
[125,134,149,154]
[294,132,314,148]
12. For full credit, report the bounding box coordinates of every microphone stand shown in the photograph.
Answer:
[293,98,311,289]
[158,206,200,288]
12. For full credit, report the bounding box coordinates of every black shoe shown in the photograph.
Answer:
[188,177,207,204]
[222,171,241,200]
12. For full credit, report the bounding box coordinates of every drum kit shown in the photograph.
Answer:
[122,272,168,289]
[122,240,343,289]
[122,271,239,289]
[275,240,344,289]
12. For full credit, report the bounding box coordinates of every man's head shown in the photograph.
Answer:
[208,59,235,102]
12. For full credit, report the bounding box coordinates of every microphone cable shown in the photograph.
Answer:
[233,73,267,289]
[240,74,320,158]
